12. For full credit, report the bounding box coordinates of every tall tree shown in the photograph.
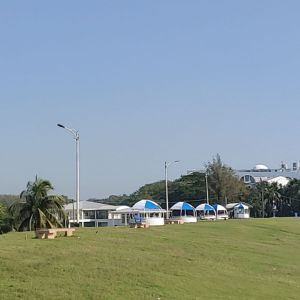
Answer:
[10,177,66,231]
[206,154,248,205]
[281,179,300,216]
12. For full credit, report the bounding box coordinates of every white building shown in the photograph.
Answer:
[267,176,290,187]
[237,164,294,186]
[64,200,129,227]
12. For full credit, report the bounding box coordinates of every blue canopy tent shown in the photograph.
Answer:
[234,202,250,219]
[212,204,228,220]
[170,202,197,223]
[129,199,166,226]
[195,203,216,220]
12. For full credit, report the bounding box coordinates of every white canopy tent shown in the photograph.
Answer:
[170,202,197,223]
[114,199,166,226]
[212,204,228,220]
[195,203,216,220]
[226,202,250,219]
[234,203,250,219]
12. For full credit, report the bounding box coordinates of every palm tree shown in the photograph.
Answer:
[263,182,281,217]
[10,177,66,231]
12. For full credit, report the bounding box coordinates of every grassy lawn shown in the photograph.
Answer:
[1,218,300,300]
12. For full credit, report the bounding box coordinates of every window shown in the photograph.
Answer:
[98,222,108,227]
[96,210,108,219]
[83,210,95,219]
[84,222,96,227]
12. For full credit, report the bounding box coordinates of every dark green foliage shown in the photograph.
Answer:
[282,179,300,215]
[248,181,296,217]
[0,203,13,234]
[9,177,67,231]
[89,194,131,206]
[128,181,167,206]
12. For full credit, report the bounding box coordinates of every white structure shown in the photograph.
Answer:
[64,200,129,227]
[212,204,228,220]
[226,203,250,219]
[116,199,166,226]
[234,203,250,219]
[170,202,197,223]
[253,164,269,171]
[195,203,216,220]
[237,162,298,186]
[267,176,290,187]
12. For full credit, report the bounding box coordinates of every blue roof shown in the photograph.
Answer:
[203,203,215,211]
[170,201,195,211]
[144,200,160,209]
[132,199,163,210]
[181,202,194,211]
[236,202,247,209]
[212,204,226,210]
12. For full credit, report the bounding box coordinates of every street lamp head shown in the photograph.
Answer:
[57,124,65,128]
[174,160,180,163]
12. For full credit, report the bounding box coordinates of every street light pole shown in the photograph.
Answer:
[205,173,209,204]
[57,124,80,224]
[165,160,179,219]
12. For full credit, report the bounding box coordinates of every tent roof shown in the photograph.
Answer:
[236,202,249,209]
[226,202,250,210]
[195,203,215,211]
[132,199,162,210]
[212,204,227,211]
[226,203,239,209]
[170,202,195,211]
[112,207,166,214]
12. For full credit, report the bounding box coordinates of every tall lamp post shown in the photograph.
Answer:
[205,173,209,204]
[165,160,179,219]
[57,123,80,224]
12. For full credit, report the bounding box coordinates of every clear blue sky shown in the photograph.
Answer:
[1,1,300,199]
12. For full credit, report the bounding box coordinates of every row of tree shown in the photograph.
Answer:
[1,155,300,234]
[100,155,300,217]
[97,154,248,207]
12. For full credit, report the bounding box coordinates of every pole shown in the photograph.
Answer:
[76,132,80,224]
[205,173,209,204]
[273,200,276,218]
[262,185,265,218]
[164,160,179,220]
[57,124,80,225]
[165,161,169,219]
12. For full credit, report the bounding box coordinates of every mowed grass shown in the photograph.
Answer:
[1,218,300,300]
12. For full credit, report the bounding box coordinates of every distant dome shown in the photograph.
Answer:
[253,164,269,171]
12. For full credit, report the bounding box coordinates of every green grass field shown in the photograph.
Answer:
[1,218,300,300]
